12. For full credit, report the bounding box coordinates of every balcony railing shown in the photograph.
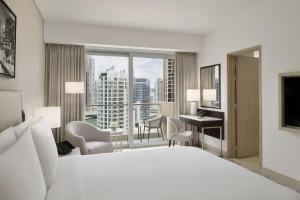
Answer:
[85,103,166,143]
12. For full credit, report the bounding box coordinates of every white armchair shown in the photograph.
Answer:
[65,121,113,155]
[167,117,193,147]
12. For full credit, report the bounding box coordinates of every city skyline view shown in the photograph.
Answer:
[93,55,163,88]
[85,54,175,131]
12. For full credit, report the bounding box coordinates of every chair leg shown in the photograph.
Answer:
[160,127,164,140]
[157,128,160,137]
[173,140,175,147]
[148,127,150,142]
[143,126,145,139]
[140,127,142,143]
[169,140,171,147]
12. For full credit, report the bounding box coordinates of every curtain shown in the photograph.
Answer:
[45,44,85,142]
[175,52,198,145]
[175,52,198,115]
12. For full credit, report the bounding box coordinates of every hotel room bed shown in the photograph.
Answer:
[47,147,300,200]
[0,90,299,200]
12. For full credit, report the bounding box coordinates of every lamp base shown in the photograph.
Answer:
[190,102,198,115]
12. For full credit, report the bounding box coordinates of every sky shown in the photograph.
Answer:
[92,55,163,88]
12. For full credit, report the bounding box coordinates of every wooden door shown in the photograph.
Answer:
[236,55,259,158]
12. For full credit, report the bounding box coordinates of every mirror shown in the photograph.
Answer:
[200,64,221,109]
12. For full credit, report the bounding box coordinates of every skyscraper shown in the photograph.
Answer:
[154,78,163,101]
[164,59,175,102]
[96,66,128,130]
[133,78,150,120]
[85,57,96,105]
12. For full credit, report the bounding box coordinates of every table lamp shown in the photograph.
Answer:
[34,107,61,129]
[186,89,200,115]
[65,82,84,94]
[203,89,217,102]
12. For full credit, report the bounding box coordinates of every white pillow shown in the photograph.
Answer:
[14,119,33,138]
[0,128,46,200]
[0,127,16,154]
[31,117,58,188]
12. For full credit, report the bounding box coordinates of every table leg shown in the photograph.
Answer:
[201,128,204,150]
[120,135,123,152]
[114,136,117,152]
[220,127,222,157]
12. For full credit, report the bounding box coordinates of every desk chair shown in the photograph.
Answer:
[167,117,193,146]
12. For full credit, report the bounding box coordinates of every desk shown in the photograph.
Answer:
[179,115,224,157]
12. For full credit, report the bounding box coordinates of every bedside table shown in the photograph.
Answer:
[58,147,81,157]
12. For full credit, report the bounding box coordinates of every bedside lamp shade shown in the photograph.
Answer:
[34,107,61,128]
[186,89,200,102]
[65,82,84,94]
[203,89,217,102]
[186,89,200,115]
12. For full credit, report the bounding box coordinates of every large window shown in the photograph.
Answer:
[85,52,175,147]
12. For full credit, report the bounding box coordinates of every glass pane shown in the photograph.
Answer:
[85,54,129,135]
[132,57,175,144]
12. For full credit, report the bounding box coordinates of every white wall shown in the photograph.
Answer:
[199,1,300,180]
[44,21,202,52]
[0,0,45,118]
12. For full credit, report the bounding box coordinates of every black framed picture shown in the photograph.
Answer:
[0,0,16,78]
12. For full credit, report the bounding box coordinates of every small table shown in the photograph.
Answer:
[135,122,143,143]
[110,128,125,152]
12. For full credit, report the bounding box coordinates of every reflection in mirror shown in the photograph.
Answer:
[200,64,221,109]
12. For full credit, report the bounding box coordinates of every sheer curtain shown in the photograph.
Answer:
[45,44,85,142]
[175,52,198,145]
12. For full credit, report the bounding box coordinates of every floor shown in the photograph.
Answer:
[229,156,260,173]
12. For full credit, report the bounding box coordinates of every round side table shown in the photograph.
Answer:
[110,128,125,152]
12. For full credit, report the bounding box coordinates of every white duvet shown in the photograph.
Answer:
[47,147,300,200]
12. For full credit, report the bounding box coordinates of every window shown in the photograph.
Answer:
[85,52,175,147]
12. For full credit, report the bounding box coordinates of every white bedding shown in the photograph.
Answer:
[47,147,300,200]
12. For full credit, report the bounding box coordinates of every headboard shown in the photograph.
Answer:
[0,90,22,132]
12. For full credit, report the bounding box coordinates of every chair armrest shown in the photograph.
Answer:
[93,128,112,142]
[66,133,88,155]
[142,115,156,124]
[149,117,162,127]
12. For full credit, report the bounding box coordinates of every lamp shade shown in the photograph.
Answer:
[203,89,217,102]
[65,82,84,94]
[34,107,61,128]
[186,89,200,102]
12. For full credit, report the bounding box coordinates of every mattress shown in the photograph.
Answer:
[47,147,300,200]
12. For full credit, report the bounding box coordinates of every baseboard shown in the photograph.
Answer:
[261,167,300,192]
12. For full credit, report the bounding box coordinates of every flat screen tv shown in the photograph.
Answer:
[282,75,300,129]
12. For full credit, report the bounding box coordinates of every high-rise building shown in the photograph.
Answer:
[154,78,164,101]
[164,59,175,102]
[85,57,96,105]
[133,78,150,120]
[96,66,128,130]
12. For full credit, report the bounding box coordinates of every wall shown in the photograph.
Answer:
[0,0,45,118]
[199,1,300,180]
[44,21,202,52]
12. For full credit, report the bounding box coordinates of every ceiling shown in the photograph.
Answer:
[34,0,280,35]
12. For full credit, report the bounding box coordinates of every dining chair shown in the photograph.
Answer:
[142,114,164,142]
